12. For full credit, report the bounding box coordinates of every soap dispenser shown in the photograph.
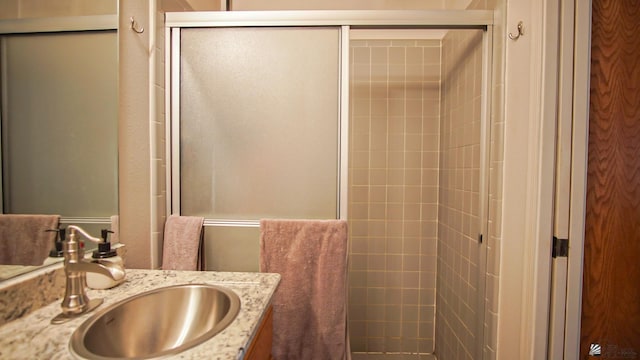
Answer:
[43,228,66,265]
[86,229,126,289]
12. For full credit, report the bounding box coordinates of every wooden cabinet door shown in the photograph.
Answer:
[245,306,273,360]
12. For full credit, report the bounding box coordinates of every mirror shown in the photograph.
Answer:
[0,2,118,281]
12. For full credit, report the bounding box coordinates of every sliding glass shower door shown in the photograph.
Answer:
[176,26,342,270]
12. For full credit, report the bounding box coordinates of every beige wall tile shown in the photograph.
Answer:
[371,47,388,63]
[435,29,486,360]
[348,38,441,353]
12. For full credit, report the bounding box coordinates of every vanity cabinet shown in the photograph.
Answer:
[245,305,273,360]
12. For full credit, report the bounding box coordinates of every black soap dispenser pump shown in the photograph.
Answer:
[92,229,117,259]
[43,227,66,265]
[86,229,125,290]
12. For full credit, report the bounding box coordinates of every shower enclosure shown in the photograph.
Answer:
[348,28,488,359]
[166,11,492,359]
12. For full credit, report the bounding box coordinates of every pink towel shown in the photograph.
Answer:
[161,215,204,271]
[0,214,60,266]
[260,219,349,360]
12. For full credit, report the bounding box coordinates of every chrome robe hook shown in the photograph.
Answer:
[508,21,524,40]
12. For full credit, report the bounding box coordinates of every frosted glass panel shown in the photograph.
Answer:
[203,226,260,272]
[1,31,118,216]
[180,27,340,219]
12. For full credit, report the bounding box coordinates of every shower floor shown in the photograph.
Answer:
[351,353,437,360]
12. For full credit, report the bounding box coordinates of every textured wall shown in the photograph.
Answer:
[118,0,152,268]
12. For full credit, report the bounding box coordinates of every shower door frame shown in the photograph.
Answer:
[165,10,494,359]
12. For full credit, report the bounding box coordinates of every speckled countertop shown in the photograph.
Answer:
[0,269,280,360]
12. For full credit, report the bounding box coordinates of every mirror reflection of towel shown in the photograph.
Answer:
[0,214,60,266]
[260,219,349,360]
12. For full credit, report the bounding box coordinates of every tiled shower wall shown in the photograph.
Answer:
[348,38,442,354]
[436,30,484,360]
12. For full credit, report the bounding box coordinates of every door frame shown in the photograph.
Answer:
[564,0,592,357]
[503,0,592,357]
[499,0,561,356]
[544,0,592,358]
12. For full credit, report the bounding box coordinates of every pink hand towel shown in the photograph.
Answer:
[161,215,204,271]
[260,219,349,360]
[0,214,60,266]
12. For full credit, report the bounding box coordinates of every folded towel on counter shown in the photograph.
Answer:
[161,215,205,271]
[0,214,60,266]
[260,219,349,360]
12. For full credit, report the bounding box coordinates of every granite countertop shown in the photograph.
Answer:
[0,264,41,281]
[0,269,280,360]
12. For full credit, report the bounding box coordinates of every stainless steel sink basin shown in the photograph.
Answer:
[69,284,241,359]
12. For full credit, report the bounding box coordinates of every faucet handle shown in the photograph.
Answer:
[67,225,102,244]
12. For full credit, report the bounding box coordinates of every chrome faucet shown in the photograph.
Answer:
[51,225,125,324]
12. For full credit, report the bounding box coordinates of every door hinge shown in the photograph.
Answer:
[552,236,569,258]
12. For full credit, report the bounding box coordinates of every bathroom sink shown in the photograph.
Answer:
[69,284,241,359]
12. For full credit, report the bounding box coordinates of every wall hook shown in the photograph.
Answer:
[130,16,144,34]
[508,21,524,40]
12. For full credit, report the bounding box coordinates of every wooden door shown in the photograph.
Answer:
[581,0,640,358]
